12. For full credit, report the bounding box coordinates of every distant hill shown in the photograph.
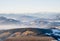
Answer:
[0,16,20,25]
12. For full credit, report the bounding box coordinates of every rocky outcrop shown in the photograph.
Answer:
[22,31,37,36]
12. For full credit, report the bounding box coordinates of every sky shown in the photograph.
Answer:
[0,0,60,13]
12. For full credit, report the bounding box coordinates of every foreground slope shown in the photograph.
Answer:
[0,28,57,41]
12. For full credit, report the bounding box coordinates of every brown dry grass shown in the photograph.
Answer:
[5,36,56,41]
[0,32,10,37]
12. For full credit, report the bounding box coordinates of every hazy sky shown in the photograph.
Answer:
[0,0,60,13]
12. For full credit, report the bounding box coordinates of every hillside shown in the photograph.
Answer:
[0,28,57,41]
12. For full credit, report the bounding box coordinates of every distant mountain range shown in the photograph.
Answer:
[0,16,20,25]
[0,12,60,19]
[0,13,60,29]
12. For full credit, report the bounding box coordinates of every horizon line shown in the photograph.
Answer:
[0,12,60,14]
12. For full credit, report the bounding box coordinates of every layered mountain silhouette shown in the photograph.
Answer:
[0,14,60,29]
[0,16,20,25]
